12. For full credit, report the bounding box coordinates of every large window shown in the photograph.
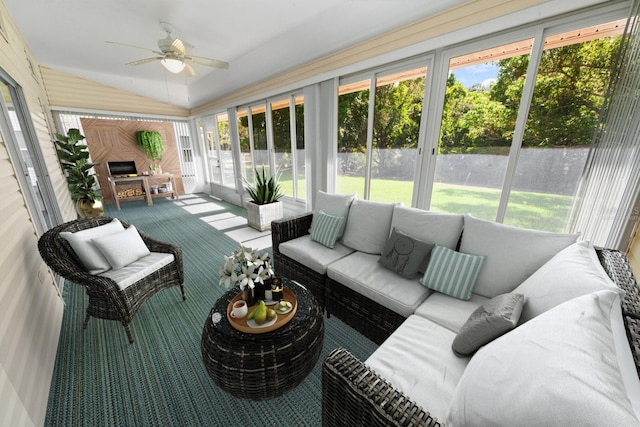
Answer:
[432,39,533,220]
[503,20,624,231]
[237,95,305,200]
[337,65,427,205]
[426,19,624,232]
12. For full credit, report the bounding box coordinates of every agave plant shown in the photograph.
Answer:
[245,168,283,205]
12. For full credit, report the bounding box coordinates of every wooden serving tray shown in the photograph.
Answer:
[227,287,297,334]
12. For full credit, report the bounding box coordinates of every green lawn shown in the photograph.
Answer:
[282,175,573,232]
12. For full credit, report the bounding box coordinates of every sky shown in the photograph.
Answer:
[451,63,499,88]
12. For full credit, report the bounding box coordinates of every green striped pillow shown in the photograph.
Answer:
[310,211,344,248]
[421,245,485,300]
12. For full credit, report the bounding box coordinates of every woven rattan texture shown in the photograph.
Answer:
[597,248,640,317]
[201,279,324,400]
[322,348,442,427]
[272,213,328,310]
[38,216,185,343]
[325,278,406,345]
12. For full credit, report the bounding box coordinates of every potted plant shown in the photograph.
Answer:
[219,244,274,306]
[136,131,165,173]
[245,168,284,231]
[54,128,104,218]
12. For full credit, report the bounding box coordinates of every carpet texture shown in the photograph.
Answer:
[45,195,378,426]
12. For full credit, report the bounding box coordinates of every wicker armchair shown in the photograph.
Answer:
[38,217,185,343]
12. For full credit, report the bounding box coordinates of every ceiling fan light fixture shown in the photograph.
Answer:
[161,57,185,73]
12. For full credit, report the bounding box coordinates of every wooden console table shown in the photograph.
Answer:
[107,174,179,210]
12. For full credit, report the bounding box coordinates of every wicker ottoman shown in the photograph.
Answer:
[201,279,324,400]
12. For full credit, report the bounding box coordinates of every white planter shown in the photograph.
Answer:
[246,200,284,231]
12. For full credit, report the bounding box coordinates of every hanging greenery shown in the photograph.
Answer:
[136,131,165,161]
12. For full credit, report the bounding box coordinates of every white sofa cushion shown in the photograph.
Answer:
[391,206,463,252]
[327,251,431,316]
[92,225,150,270]
[279,235,354,275]
[415,292,489,333]
[309,191,356,238]
[459,214,578,298]
[512,240,622,324]
[446,290,640,426]
[60,218,124,274]
[342,199,397,255]
[366,315,468,420]
[98,252,175,291]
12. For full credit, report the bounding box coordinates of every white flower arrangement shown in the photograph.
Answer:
[219,245,274,290]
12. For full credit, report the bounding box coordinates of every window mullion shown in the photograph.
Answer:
[496,27,546,223]
[364,76,376,200]
[289,95,298,199]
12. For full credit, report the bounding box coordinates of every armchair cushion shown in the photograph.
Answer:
[92,225,150,270]
[60,218,124,273]
[98,252,175,290]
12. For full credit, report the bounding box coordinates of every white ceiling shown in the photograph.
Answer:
[4,0,468,109]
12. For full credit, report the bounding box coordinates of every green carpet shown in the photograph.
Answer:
[45,195,378,426]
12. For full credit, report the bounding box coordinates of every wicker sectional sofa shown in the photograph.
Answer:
[272,193,640,426]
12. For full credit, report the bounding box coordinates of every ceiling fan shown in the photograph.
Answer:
[107,22,228,76]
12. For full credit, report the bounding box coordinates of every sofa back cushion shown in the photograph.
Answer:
[512,240,622,323]
[459,214,578,298]
[391,206,463,253]
[342,199,397,254]
[309,191,356,238]
[446,290,640,426]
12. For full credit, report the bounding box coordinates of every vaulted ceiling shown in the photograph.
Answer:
[3,0,469,109]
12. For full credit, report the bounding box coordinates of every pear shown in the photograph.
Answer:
[254,300,267,325]
[267,308,276,320]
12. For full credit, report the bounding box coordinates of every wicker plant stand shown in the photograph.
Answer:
[201,279,324,400]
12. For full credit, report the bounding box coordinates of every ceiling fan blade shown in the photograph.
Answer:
[185,55,229,69]
[106,41,163,56]
[170,37,193,55]
[126,57,163,67]
[182,63,198,77]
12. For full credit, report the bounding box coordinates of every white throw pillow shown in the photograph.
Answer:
[446,290,640,426]
[341,199,397,255]
[512,240,621,323]
[390,206,463,250]
[91,225,151,270]
[60,218,125,273]
[309,191,356,238]
[459,214,578,298]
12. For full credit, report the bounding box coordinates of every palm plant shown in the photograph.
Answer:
[245,168,283,205]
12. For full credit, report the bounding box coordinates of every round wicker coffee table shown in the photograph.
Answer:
[201,279,324,400]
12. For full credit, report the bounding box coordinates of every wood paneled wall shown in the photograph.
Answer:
[81,118,184,204]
